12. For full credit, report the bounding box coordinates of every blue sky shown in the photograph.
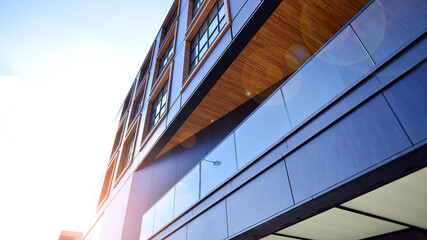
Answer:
[0,0,173,239]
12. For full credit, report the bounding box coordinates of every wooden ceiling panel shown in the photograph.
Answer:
[157,0,370,157]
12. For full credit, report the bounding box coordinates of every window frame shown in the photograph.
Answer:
[128,80,146,130]
[140,65,172,151]
[160,1,180,46]
[136,43,155,93]
[191,0,206,20]
[119,90,132,124]
[182,0,231,91]
[152,24,177,93]
[186,0,208,31]
[97,153,118,209]
[109,120,125,162]
[115,122,139,185]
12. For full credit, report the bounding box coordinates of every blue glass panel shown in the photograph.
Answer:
[140,206,155,240]
[235,91,291,169]
[174,165,200,217]
[153,188,175,232]
[282,26,373,127]
[199,31,208,48]
[209,27,219,45]
[201,133,237,196]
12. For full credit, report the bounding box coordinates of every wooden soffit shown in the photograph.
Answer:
[158,0,370,156]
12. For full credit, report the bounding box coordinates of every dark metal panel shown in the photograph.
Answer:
[176,133,207,181]
[383,61,427,144]
[191,182,232,218]
[351,0,413,64]
[323,75,381,124]
[187,200,228,240]
[286,94,412,203]
[375,35,427,85]
[164,225,187,240]
[122,164,154,240]
[229,0,248,21]
[201,28,232,77]
[226,161,294,237]
[231,0,261,38]
[148,150,178,207]
[379,0,427,38]
[227,140,286,190]
[286,113,328,151]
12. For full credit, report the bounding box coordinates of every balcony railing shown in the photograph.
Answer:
[140,12,379,240]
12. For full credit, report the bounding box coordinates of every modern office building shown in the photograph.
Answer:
[82,0,427,239]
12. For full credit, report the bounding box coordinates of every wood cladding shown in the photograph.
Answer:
[158,0,370,156]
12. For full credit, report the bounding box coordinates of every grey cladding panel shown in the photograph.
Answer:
[286,94,412,203]
[164,226,187,240]
[231,0,260,38]
[226,161,294,236]
[229,0,248,20]
[351,0,426,64]
[149,151,178,206]
[187,200,228,240]
[383,61,427,144]
[375,36,427,85]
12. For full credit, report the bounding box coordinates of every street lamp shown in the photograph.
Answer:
[203,159,221,166]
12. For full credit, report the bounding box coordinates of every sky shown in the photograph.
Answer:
[0,0,173,239]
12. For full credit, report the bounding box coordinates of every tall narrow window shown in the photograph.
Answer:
[98,158,116,207]
[162,9,177,43]
[149,83,168,131]
[192,0,204,18]
[116,133,136,179]
[119,91,133,123]
[158,42,174,77]
[131,92,144,121]
[189,0,225,73]
[138,65,149,89]
[110,125,124,158]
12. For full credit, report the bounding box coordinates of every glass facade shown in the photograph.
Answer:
[158,42,174,77]
[131,92,144,121]
[162,9,177,42]
[174,165,200,217]
[140,21,378,237]
[189,0,225,73]
[149,83,168,131]
[200,134,237,196]
[192,0,204,17]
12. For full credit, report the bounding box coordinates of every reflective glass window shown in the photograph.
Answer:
[201,133,237,196]
[282,26,374,127]
[235,91,291,169]
[174,165,200,217]
[149,82,168,131]
[158,42,174,77]
[140,206,155,240]
[153,189,175,232]
[189,0,226,73]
